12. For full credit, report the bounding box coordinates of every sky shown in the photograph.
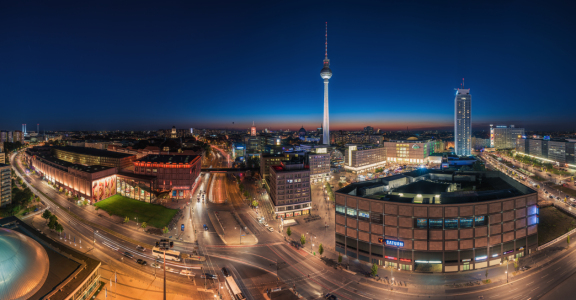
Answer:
[1,0,576,132]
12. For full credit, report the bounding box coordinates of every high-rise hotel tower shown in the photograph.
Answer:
[320,22,332,145]
[454,84,471,156]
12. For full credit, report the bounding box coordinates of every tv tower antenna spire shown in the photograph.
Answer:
[325,22,328,59]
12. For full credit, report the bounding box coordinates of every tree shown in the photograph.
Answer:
[48,215,58,230]
[163,226,169,235]
[513,257,519,271]
[123,216,129,223]
[338,182,343,188]
[252,200,258,207]
[286,226,292,237]
[338,254,343,264]
[300,234,306,246]
[82,200,89,206]
[42,210,52,223]
[141,222,147,229]
[55,222,64,235]
[485,269,488,281]
[568,235,571,247]
[318,243,324,257]
[244,191,250,198]
[371,263,379,277]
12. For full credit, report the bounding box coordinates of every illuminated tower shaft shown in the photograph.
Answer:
[323,76,329,144]
[320,22,332,145]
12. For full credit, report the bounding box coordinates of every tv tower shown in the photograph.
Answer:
[320,22,332,145]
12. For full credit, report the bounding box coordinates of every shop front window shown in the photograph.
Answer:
[347,207,357,217]
[460,217,473,228]
[429,219,443,229]
[416,219,427,228]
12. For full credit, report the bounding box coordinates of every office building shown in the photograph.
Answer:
[0,152,5,164]
[344,145,386,173]
[13,130,24,143]
[260,153,288,184]
[268,161,312,218]
[134,154,202,199]
[383,140,434,164]
[516,137,576,167]
[333,133,384,145]
[0,130,13,143]
[454,87,471,156]
[51,146,136,169]
[308,147,331,183]
[0,216,102,300]
[335,169,538,272]
[490,125,524,149]
[472,137,491,151]
[0,164,11,207]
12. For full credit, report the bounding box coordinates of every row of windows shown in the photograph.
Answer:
[416,217,486,229]
[337,205,491,228]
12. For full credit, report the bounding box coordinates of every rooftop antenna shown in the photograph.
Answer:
[325,22,328,59]
[462,78,465,88]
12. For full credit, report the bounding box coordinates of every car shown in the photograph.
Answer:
[123,251,134,258]
[201,273,217,279]
[324,294,338,300]
[180,270,194,276]
[136,259,147,266]
[151,263,162,269]
[203,224,209,231]
[34,207,39,212]
[571,198,576,202]
[136,245,146,252]
[23,212,29,216]
[544,191,548,194]
[221,267,230,277]
[549,195,554,199]
[267,227,274,232]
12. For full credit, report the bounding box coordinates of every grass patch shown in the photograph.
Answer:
[95,194,177,228]
[552,185,576,198]
[530,175,546,182]
[538,206,576,245]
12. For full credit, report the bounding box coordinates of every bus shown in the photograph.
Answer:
[152,247,181,262]
[225,276,246,300]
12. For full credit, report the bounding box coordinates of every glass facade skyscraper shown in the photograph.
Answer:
[454,88,471,156]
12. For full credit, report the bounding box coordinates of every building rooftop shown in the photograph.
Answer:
[337,170,535,205]
[52,146,135,158]
[0,217,101,300]
[137,154,200,164]
[35,155,114,173]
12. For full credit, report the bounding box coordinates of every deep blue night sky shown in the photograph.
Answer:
[1,0,575,132]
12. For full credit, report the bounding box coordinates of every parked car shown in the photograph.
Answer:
[324,294,338,300]
[267,227,274,232]
[136,245,146,252]
[34,207,39,212]
[203,224,209,231]
[136,259,147,266]
[123,252,134,258]
[221,267,230,277]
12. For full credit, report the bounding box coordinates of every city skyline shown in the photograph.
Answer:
[2,1,576,132]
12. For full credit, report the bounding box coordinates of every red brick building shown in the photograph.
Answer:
[134,155,202,199]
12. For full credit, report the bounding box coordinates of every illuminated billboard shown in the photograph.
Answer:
[92,175,117,201]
